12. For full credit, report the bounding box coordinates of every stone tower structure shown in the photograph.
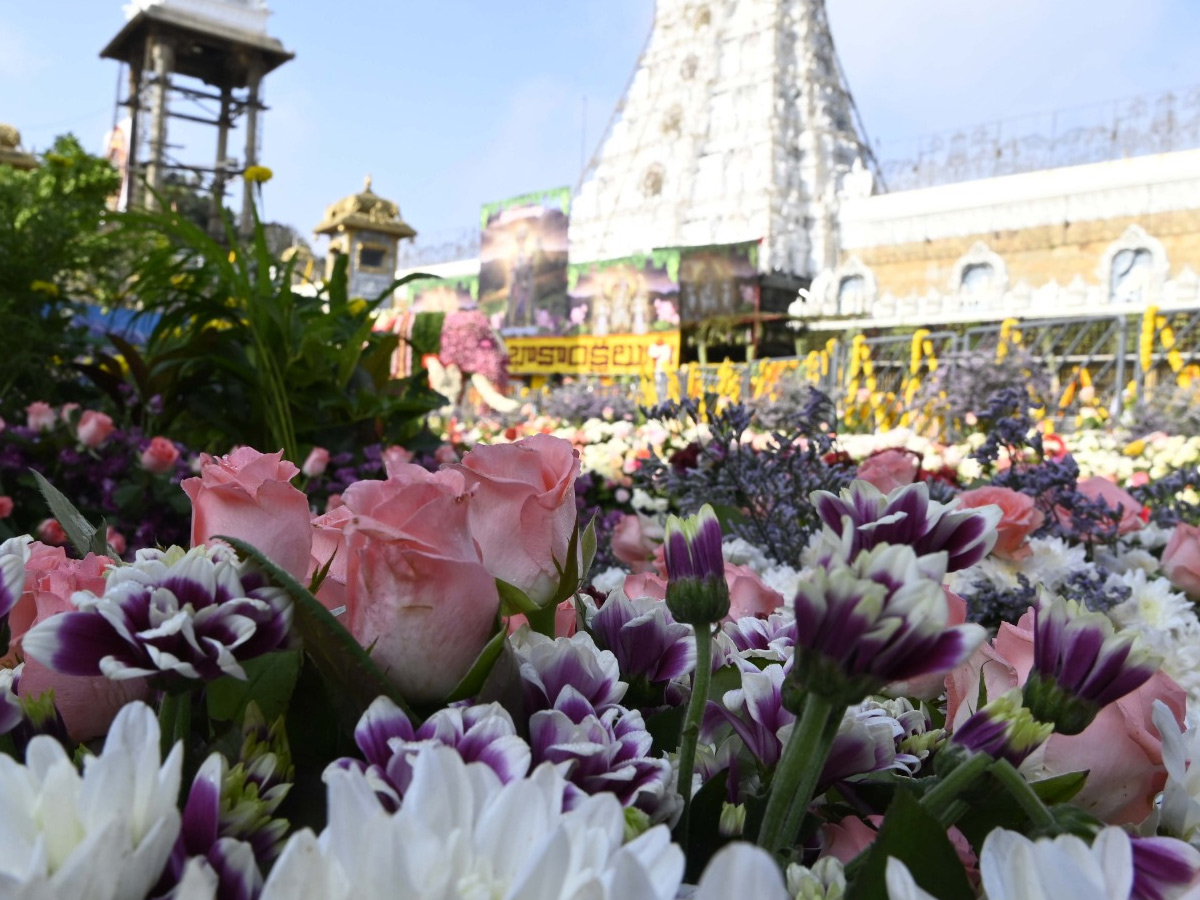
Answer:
[568,0,867,278]
[315,177,417,301]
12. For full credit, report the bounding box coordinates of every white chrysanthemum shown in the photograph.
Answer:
[1109,569,1198,633]
[1095,545,1159,577]
[591,566,631,596]
[0,701,181,900]
[259,746,684,900]
[1017,537,1087,591]
[631,488,670,515]
[760,564,804,602]
[721,538,771,574]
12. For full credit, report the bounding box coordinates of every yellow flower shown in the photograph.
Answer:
[1124,439,1146,457]
[243,165,274,184]
[30,280,59,297]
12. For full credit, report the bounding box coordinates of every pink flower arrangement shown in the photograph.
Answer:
[76,410,115,448]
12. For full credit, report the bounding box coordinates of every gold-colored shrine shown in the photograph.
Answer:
[0,124,37,171]
[314,176,416,299]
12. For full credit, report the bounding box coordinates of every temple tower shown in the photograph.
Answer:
[315,177,417,301]
[569,0,869,278]
[101,0,293,236]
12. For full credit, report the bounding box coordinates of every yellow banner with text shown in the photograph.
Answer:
[506,333,681,375]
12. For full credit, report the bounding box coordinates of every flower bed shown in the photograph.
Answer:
[1,388,1199,898]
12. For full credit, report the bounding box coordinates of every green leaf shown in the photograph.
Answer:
[444,621,507,702]
[29,470,108,559]
[846,790,974,900]
[580,516,598,581]
[207,650,301,724]
[215,536,419,729]
[1030,770,1088,804]
[496,578,539,616]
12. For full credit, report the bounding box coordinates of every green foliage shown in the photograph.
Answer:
[91,208,444,458]
[0,135,145,406]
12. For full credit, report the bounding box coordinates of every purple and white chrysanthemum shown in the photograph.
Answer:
[591,590,695,686]
[717,612,797,666]
[1130,835,1200,900]
[161,753,264,900]
[663,504,729,625]
[22,544,292,683]
[512,629,627,714]
[340,697,531,809]
[530,703,677,823]
[0,664,22,736]
[0,535,31,620]
[946,688,1053,768]
[791,544,986,702]
[703,663,910,792]
[810,480,1000,572]
[1024,592,1161,734]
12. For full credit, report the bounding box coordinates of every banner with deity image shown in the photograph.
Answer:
[565,251,682,337]
[676,241,761,324]
[477,188,570,337]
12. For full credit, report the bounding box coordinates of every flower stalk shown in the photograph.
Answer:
[756,692,840,857]
[674,620,712,845]
[920,751,993,826]
[988,758,1055,830]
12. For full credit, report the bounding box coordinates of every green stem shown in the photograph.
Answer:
[920,752,993,826]
[989,758,1055,830]
[525,603,559,639]
[674,623,714,847]
[757,692,839,857]
[158,690,192,761]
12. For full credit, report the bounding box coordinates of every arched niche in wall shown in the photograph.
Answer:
[951,241,1008,308]
[1098,224,1169,306]
[820,256,877,316]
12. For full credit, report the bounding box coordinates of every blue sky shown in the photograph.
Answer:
[4,1,1199,246]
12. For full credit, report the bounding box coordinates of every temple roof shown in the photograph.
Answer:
[101,1,293,87]
[0,124,37,171]
[314,176,417,240]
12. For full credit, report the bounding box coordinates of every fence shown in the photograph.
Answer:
[603,307,1200,433]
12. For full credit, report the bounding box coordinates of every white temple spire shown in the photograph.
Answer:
[568,0,866,277]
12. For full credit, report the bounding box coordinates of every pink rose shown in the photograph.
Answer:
[455,435,581,606]
[611,513,663,574]
[341,466,500,702]
[381,445,414,475]
[856,449,920,495]
[309,504,353,613]
[623,565,785,624]
[182,447,313,580]
[302,447,331,478]
[105,526,126,557]
[434,444,460,466]
[725,563,785,620]
[325,493,345,512]
[10,545,149,740]
[957,486,1044,561]
[59,403,80,423]
[507,599,578,638]
[25,401,56,432]
[76,410,115,448]
[946,609,1185,825]
[0,415,5,433]
[1076,476,1147,536]
[1163,523,1200,600]
[623,571,667,602]
[35,519,67,546]
[140,436,180,474]
[0,496,11,519]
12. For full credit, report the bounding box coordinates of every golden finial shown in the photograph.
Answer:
[364,174,373,193]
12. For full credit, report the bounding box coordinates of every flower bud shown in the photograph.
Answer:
[663,504,729,625]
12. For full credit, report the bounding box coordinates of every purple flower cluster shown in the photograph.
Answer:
[0,414,192,554]
[513,630,678,823]
[339,698,531,811]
